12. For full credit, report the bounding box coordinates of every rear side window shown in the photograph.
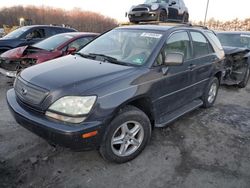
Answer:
[190,31,212,58]
[205,31,223,50]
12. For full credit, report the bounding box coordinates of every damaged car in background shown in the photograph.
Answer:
[0,32,98,77]
[0,25,77,54]
[217,31,250,88]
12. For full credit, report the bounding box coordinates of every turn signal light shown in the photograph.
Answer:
[82,131,98,139]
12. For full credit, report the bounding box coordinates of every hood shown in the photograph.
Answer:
[20,55,137,93]
[223,46,250,55]
[133,2,165,10]
[1,46,29,59]
[1,45,61,63]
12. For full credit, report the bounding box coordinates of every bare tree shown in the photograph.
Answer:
[0,6,118,33]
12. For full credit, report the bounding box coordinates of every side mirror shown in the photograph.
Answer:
[164,52,184,66]
[67,47,77,54]
[125,12,128,17]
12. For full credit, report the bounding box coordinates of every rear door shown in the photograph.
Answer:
[188,31,216,99]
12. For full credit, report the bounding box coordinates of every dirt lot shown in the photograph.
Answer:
[0,74,250,188]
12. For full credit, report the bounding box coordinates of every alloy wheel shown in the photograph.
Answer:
[111,121,144,157]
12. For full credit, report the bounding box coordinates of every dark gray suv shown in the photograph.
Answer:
[7,23,224,163]
[128,0,189,23]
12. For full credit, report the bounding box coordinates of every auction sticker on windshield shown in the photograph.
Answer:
[141,33,162,39]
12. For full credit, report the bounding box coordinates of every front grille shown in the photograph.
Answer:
[14,77,49,106]
[132,7,149,12]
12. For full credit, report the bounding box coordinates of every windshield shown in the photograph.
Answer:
[144,0,168,3]
[33,34,74,51]
[217,33,250,49]
[3,27,29,39]
[80,29,163,66]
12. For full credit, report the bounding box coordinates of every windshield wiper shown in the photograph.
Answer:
[89,53,132,66]
[73,52,96,59]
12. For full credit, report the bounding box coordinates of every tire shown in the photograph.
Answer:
[202,77,219,108]
[182,13,189,23]
[239,68,250,88]
[158,10,167,22]
[99,106,152,163]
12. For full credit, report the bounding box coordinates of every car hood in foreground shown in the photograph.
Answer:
[20,55,137,93]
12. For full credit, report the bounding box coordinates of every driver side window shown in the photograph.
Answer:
[155,31,191,66]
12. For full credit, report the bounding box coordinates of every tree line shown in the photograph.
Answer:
[193,18,250,31]
[0,6,118,33]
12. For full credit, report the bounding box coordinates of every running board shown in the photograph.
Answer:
[155,99,203,128]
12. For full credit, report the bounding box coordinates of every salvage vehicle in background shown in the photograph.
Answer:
[0,32,98,77]
[217,31,250,88]
[7,23,224,163]
[0,25,77,54]
[127,0,189,23]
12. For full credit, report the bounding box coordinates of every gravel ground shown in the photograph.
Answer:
[0,74,250,188]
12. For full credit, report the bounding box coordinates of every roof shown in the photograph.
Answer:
[21,25,77,31]
[118,24,173,31]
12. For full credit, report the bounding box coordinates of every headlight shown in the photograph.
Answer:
[151,4,159,11]
[46,96,96,124]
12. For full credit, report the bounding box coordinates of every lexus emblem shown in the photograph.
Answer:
[21,88,27,96]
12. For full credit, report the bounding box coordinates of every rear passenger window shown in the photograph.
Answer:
[190,32,212,58]
[205,31,223,50]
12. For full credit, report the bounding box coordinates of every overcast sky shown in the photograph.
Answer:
[1,0,250,22]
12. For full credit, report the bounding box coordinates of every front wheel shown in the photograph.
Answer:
[202,77,219,108]
[158,10,167,22]
[99,106,152,163]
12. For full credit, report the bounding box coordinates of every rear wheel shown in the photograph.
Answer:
[202,77,219,108]
[99,106,151,163]
[239,67,250,88]
[182,13,189,23]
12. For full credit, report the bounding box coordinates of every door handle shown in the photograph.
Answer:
[188,64,196,70]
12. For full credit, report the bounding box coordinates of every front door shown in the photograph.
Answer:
[151,30,193,120]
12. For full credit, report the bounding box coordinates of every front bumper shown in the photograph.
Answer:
[128,11,160,22]
[7,89,105,150]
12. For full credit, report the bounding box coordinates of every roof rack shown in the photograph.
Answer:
[119,21,209,30]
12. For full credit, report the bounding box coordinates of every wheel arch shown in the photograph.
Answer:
[112,96,155,128]
[214,71,223,84]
